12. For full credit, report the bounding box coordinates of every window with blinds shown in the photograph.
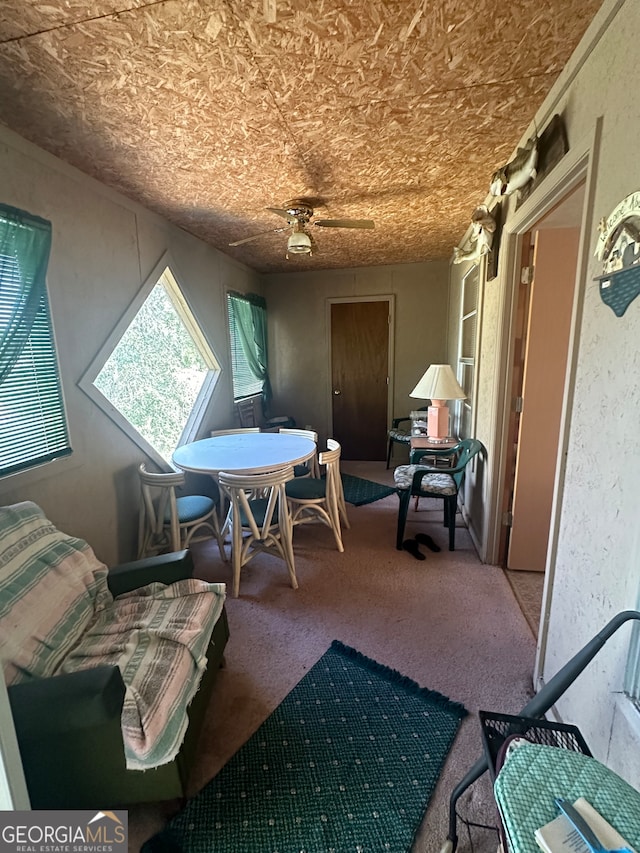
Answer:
[0,214,71,477]
[227,293,264,400]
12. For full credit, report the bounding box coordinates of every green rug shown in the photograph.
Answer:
[340,473,397,506]
[143,641,467,853]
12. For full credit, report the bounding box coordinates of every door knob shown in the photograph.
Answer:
[333,389,341,395]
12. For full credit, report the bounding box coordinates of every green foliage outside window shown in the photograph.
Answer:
[94,282,209,462]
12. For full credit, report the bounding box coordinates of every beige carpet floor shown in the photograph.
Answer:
[128,461,537,853]
[505,569,544,637]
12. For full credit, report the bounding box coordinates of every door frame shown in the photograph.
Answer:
[485,119,602,689]
[326,295,395,445]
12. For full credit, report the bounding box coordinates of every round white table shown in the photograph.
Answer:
[172,432,316,475]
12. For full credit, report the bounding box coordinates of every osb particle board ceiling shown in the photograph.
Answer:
[0,0,602,274]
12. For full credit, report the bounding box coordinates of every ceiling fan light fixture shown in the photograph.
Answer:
[287,230,312,254]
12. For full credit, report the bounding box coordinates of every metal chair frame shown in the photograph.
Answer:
[441,610,640,853]
[386,405,428,468]
[210,428,260,436]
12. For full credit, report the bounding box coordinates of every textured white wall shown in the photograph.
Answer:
[450,0,640,787]
[541,0,640,783]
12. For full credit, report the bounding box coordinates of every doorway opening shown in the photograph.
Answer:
[499,179,587,637]
[501,183,586,568]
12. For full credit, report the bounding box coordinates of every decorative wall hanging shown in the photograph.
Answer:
[489,135,539,197]
[452,205,496,265]
[489,114,569,204]
[594,191,640,317]
[517,114,569,208]
[487,200,503,281]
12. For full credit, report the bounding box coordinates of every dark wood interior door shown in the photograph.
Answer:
[330,300,389,460]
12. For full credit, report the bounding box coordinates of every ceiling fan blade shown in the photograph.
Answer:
[266,207,293,220]
[229,226,288,247]
[313,219,375,229]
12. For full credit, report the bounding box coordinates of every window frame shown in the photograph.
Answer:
[226,291,267,403]
[79,252,221,469]
[455,262,480,439]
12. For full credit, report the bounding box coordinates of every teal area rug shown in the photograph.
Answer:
[340,473,397,506]
[143,641,467,853]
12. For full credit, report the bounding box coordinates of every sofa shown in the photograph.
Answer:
[0,501,229,809]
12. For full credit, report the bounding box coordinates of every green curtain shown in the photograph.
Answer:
[229,292,272,411]
[0,204,52,384]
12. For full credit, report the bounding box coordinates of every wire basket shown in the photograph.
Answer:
[442,712,594,852]
[478,710,592,782]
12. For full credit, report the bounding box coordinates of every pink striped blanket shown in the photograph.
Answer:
[0,501,226,771]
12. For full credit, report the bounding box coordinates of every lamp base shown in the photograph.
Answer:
[427,403,450,440]
[425,435,454,445]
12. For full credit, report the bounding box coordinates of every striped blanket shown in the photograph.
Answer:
[0,501,226,771]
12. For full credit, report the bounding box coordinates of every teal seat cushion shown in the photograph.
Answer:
[166,495,215,524]
[238,498,279,527]
[285,478,326,500]
[494,742,640,853]
[183,473,221,504]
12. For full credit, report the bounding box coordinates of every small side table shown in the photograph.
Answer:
[410,436,458,452]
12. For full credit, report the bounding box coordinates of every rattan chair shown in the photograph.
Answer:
[218,465,297,598]
[279,427,320,478]
[137,463,226,560]
[210,428,260,436]
[285,438,348,551]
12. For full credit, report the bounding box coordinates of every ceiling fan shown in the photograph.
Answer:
[228,199,375,258]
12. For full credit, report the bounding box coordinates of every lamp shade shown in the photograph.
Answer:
[287,230,312,254]
[410,364,466,402]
